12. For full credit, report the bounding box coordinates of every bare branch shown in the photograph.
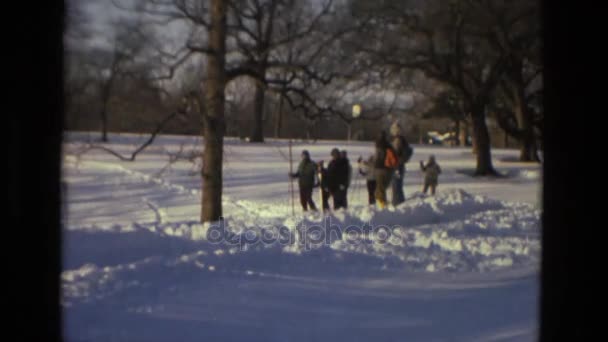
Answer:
[112,0,187,21]
[77,110,184,162]
[186,42,215,55]
[149,49,195,81]
[524,66,542,89]
[266,0,334,51]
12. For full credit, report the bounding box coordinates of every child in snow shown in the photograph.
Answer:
[357,155,376,205]
[419,155,441,195]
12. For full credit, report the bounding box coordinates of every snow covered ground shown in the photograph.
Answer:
[61,132,542,342]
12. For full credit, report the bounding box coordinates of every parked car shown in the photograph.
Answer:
[425,131,455,145]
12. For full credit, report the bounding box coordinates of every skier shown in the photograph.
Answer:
[326,148,349,210]
[341,150,352,209]
[289,150,318,211]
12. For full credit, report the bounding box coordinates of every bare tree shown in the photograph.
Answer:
[65,3,169,141]
[107,0,376,221]
[351,0,532,175]
[127,0,228,221]
[64,0,99,131]
[198,0,228,222]
[223,0,372,142]
[488,0,542,162]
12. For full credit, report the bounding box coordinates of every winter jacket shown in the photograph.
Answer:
[293,159,317,189]
[420,161,441,184]
[346,159,353,188]
[317,165,329,189]
[326,158,349,193]
[390,122,412,165]
[359,157,376,181]
[391,135,411,165]
[374,146,398,170]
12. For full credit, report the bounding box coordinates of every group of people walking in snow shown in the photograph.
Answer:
[289,148,353,212]
[289,121,441,213]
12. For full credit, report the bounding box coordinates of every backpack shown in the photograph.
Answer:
[403,144,413,163]
[384,148,399,169]
[399,136,414,163]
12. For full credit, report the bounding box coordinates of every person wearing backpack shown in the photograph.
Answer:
[374,131,398,209]
[389,121,413,206]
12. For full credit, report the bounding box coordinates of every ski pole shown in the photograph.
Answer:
[288,139,295,216]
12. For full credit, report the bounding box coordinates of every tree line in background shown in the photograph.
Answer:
[64,0,542,222]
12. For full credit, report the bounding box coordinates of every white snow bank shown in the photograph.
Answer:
[63,188,540,285]
[194,189,541,273]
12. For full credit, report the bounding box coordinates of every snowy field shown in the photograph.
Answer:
[61,132,542,342]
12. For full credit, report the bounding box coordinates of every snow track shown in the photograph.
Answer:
[61,133,541,342]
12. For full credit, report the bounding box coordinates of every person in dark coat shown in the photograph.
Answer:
[341,150,352,209]
[289,150,317,211]
[326,148,349,210]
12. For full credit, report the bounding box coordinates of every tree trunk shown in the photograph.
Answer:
[249,83,265,142]
[471,107,497,175]
[459,119,468,147]
[101,106,108,142]
[201,0,227,223]
[471,127,478,154]
[100,82,111,142]
[306,124,313,141]
[505,59,540,163]
[519,126,539,162]
[454,119,461,146]
[274,94,283,139]
[514,87,540,162]
[347,122,352,141]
